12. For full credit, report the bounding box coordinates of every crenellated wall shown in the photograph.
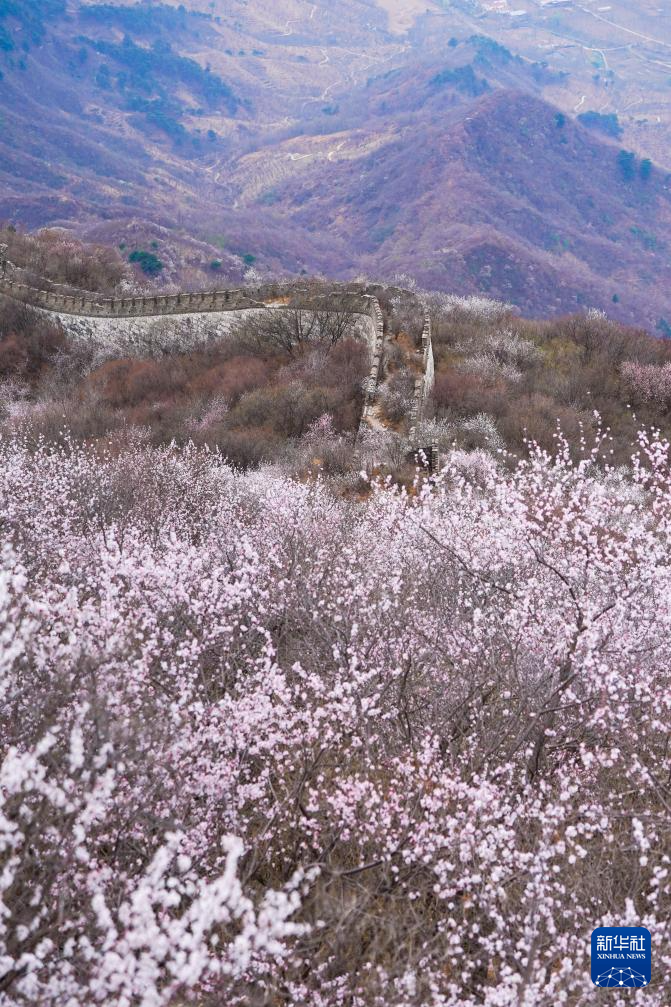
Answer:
[0,259,379,324]
[0,273,365,319]
[408,314,435,440]
[0,247,388,435]
[0,248,440,448]
[358,297,385,432]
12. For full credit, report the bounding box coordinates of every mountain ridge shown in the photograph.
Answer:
[1,2,671,331]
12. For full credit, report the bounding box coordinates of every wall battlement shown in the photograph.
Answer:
[0,274,371,320]
[408,315,435,441]
[0,249,433,442]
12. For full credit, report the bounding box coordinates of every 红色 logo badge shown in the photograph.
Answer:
[591,927,651,988]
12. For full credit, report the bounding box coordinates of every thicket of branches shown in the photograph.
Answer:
[0,225,129,295]
[236,302,359,354]
[0,300,371,470]
[1,235,670,1003]
[420,294,671,465]
[0,429,669,1005]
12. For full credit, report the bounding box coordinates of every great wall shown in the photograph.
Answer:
[0,245,435,453]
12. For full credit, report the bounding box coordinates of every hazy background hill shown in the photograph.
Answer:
[1,0,670,330]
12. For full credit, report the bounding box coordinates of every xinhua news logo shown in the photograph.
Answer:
[591,927,651,988]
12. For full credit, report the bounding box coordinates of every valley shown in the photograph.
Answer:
[0,0,670,331]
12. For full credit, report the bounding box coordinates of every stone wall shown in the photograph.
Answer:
[0,247,387,434]
[0,248,380,325]
[0,274,317,318]
[408,314,435,440]
[358,297,385,433]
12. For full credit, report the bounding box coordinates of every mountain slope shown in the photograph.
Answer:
[226,87,671,330]
[1,2,671,329]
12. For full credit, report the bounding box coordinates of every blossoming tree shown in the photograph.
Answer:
[0,427,669,1005]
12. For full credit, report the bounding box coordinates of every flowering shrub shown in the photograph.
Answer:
[0,428,670,1005]
[186,394,230,433]
[450,328,540,389]
[621,361,671,407]
[0,378,29,419]
[481,328,541,367]
[380,369,416,423]
[458,411,504,450]
[458,351,523,384]
[426,292,516,324]
[413,415,504,454]
[1,226,128,295]
[357,426,408,473]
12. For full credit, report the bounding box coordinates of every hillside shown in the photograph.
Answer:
[1,2,671,328]
[1,228,670,1007]
[266,87,671,331]
[2,7,671,1004]
[3,226,671,475]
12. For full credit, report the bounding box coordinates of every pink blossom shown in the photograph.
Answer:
[0,428,669,1004]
